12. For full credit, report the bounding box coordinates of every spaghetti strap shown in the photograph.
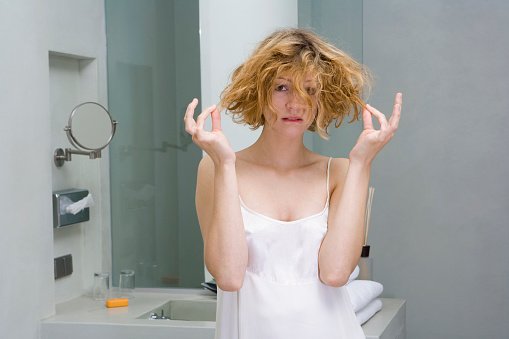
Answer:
[326,157,332,204]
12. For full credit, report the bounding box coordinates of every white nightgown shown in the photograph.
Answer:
[214,157,365,339]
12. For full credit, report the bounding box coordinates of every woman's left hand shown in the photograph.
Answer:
[349,92,402,166]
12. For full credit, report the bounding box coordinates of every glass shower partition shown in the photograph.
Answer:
[299,0,364,158]
[105,0,203,288]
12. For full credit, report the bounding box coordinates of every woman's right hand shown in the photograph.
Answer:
[184,98,236,165]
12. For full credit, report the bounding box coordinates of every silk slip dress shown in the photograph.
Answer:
[214,157,365,339]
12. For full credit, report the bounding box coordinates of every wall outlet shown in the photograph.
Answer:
[54,254,73,279]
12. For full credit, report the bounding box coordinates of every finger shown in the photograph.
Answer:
[389,92,402,130]
[362,105,374,130]
[185,118,197,135]
[196,104,216,130]
[184,98,199,121]
[211,106,222,132]
[365,103,389,129]
[184,98,199,134]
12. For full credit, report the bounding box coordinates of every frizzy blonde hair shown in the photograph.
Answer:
[219,28,371,139]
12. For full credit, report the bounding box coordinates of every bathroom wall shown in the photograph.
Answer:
[198,0,298,281]
[48,0,109,304]
[0,2,53,338]
[0,1,108,338]
[362,1,509,338]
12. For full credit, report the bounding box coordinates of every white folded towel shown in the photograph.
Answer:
[346,280,383,312]
[347,265,360,284]
[356,298,383,325]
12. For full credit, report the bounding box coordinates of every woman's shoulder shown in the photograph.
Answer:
[308,153,349,170]
[302,154,350,193]
[327,156,350,191]
[328,156,349,168]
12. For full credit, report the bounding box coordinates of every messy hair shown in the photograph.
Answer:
[219,28,371,139]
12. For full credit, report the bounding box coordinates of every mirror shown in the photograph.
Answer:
[54,102,118,167]
[68,102,115,150]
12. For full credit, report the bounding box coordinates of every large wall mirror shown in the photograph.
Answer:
[106,0,203,288]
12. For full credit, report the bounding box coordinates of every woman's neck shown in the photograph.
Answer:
[247,128,311,170]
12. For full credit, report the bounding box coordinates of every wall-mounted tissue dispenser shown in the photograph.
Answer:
[53,189,91,228]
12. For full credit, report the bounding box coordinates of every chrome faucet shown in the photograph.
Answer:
[149,309,169,320]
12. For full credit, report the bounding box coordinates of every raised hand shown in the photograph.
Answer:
[184,98,236,165]
[349,93,402,166]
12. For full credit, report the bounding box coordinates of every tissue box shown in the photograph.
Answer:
[52,189,90,228]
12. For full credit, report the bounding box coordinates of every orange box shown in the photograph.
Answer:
[105,298,129,308]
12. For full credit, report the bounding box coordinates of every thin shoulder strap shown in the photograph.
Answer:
[326,157,332,203]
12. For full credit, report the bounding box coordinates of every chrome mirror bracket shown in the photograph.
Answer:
[54,147,103,167]
[54,102,117,167]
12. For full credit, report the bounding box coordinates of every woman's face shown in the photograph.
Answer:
[263,73,318,136]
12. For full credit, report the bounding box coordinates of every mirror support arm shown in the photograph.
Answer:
[54,148,102,167]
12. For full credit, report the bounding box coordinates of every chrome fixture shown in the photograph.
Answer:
[54,102,118,167]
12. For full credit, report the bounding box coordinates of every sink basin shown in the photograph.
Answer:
[139,299,217,321]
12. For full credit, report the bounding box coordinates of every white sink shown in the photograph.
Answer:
[139,299,216,321]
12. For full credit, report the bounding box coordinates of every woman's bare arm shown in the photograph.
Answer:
[196,155,248,291]
[318,93,401,287]
[318,159,370,287]
[185,99,248,291]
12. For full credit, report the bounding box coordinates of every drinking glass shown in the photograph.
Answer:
[119,269,135,298]
[92,272,110,300]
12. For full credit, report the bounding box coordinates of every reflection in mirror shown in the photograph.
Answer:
[69,102,114,150]
[54,102,118,167]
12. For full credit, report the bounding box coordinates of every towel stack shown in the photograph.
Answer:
[345,266,384,325]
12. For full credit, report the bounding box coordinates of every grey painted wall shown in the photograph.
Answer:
[363,1,509,338]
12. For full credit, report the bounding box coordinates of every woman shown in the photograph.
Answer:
[184,28,402,339]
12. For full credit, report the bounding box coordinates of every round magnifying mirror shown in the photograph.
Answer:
[66,102,116,151]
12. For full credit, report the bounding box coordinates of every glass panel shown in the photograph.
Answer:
[105,0,203,288]
[299,0,364,158]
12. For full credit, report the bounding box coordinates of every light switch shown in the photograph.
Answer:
[54,254,73,279]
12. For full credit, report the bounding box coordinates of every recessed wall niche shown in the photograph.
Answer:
[49,52,104,304]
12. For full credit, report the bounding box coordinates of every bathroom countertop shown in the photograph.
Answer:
[364,298,406,339]
[41,289,405,339]
[42,288,217,327]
